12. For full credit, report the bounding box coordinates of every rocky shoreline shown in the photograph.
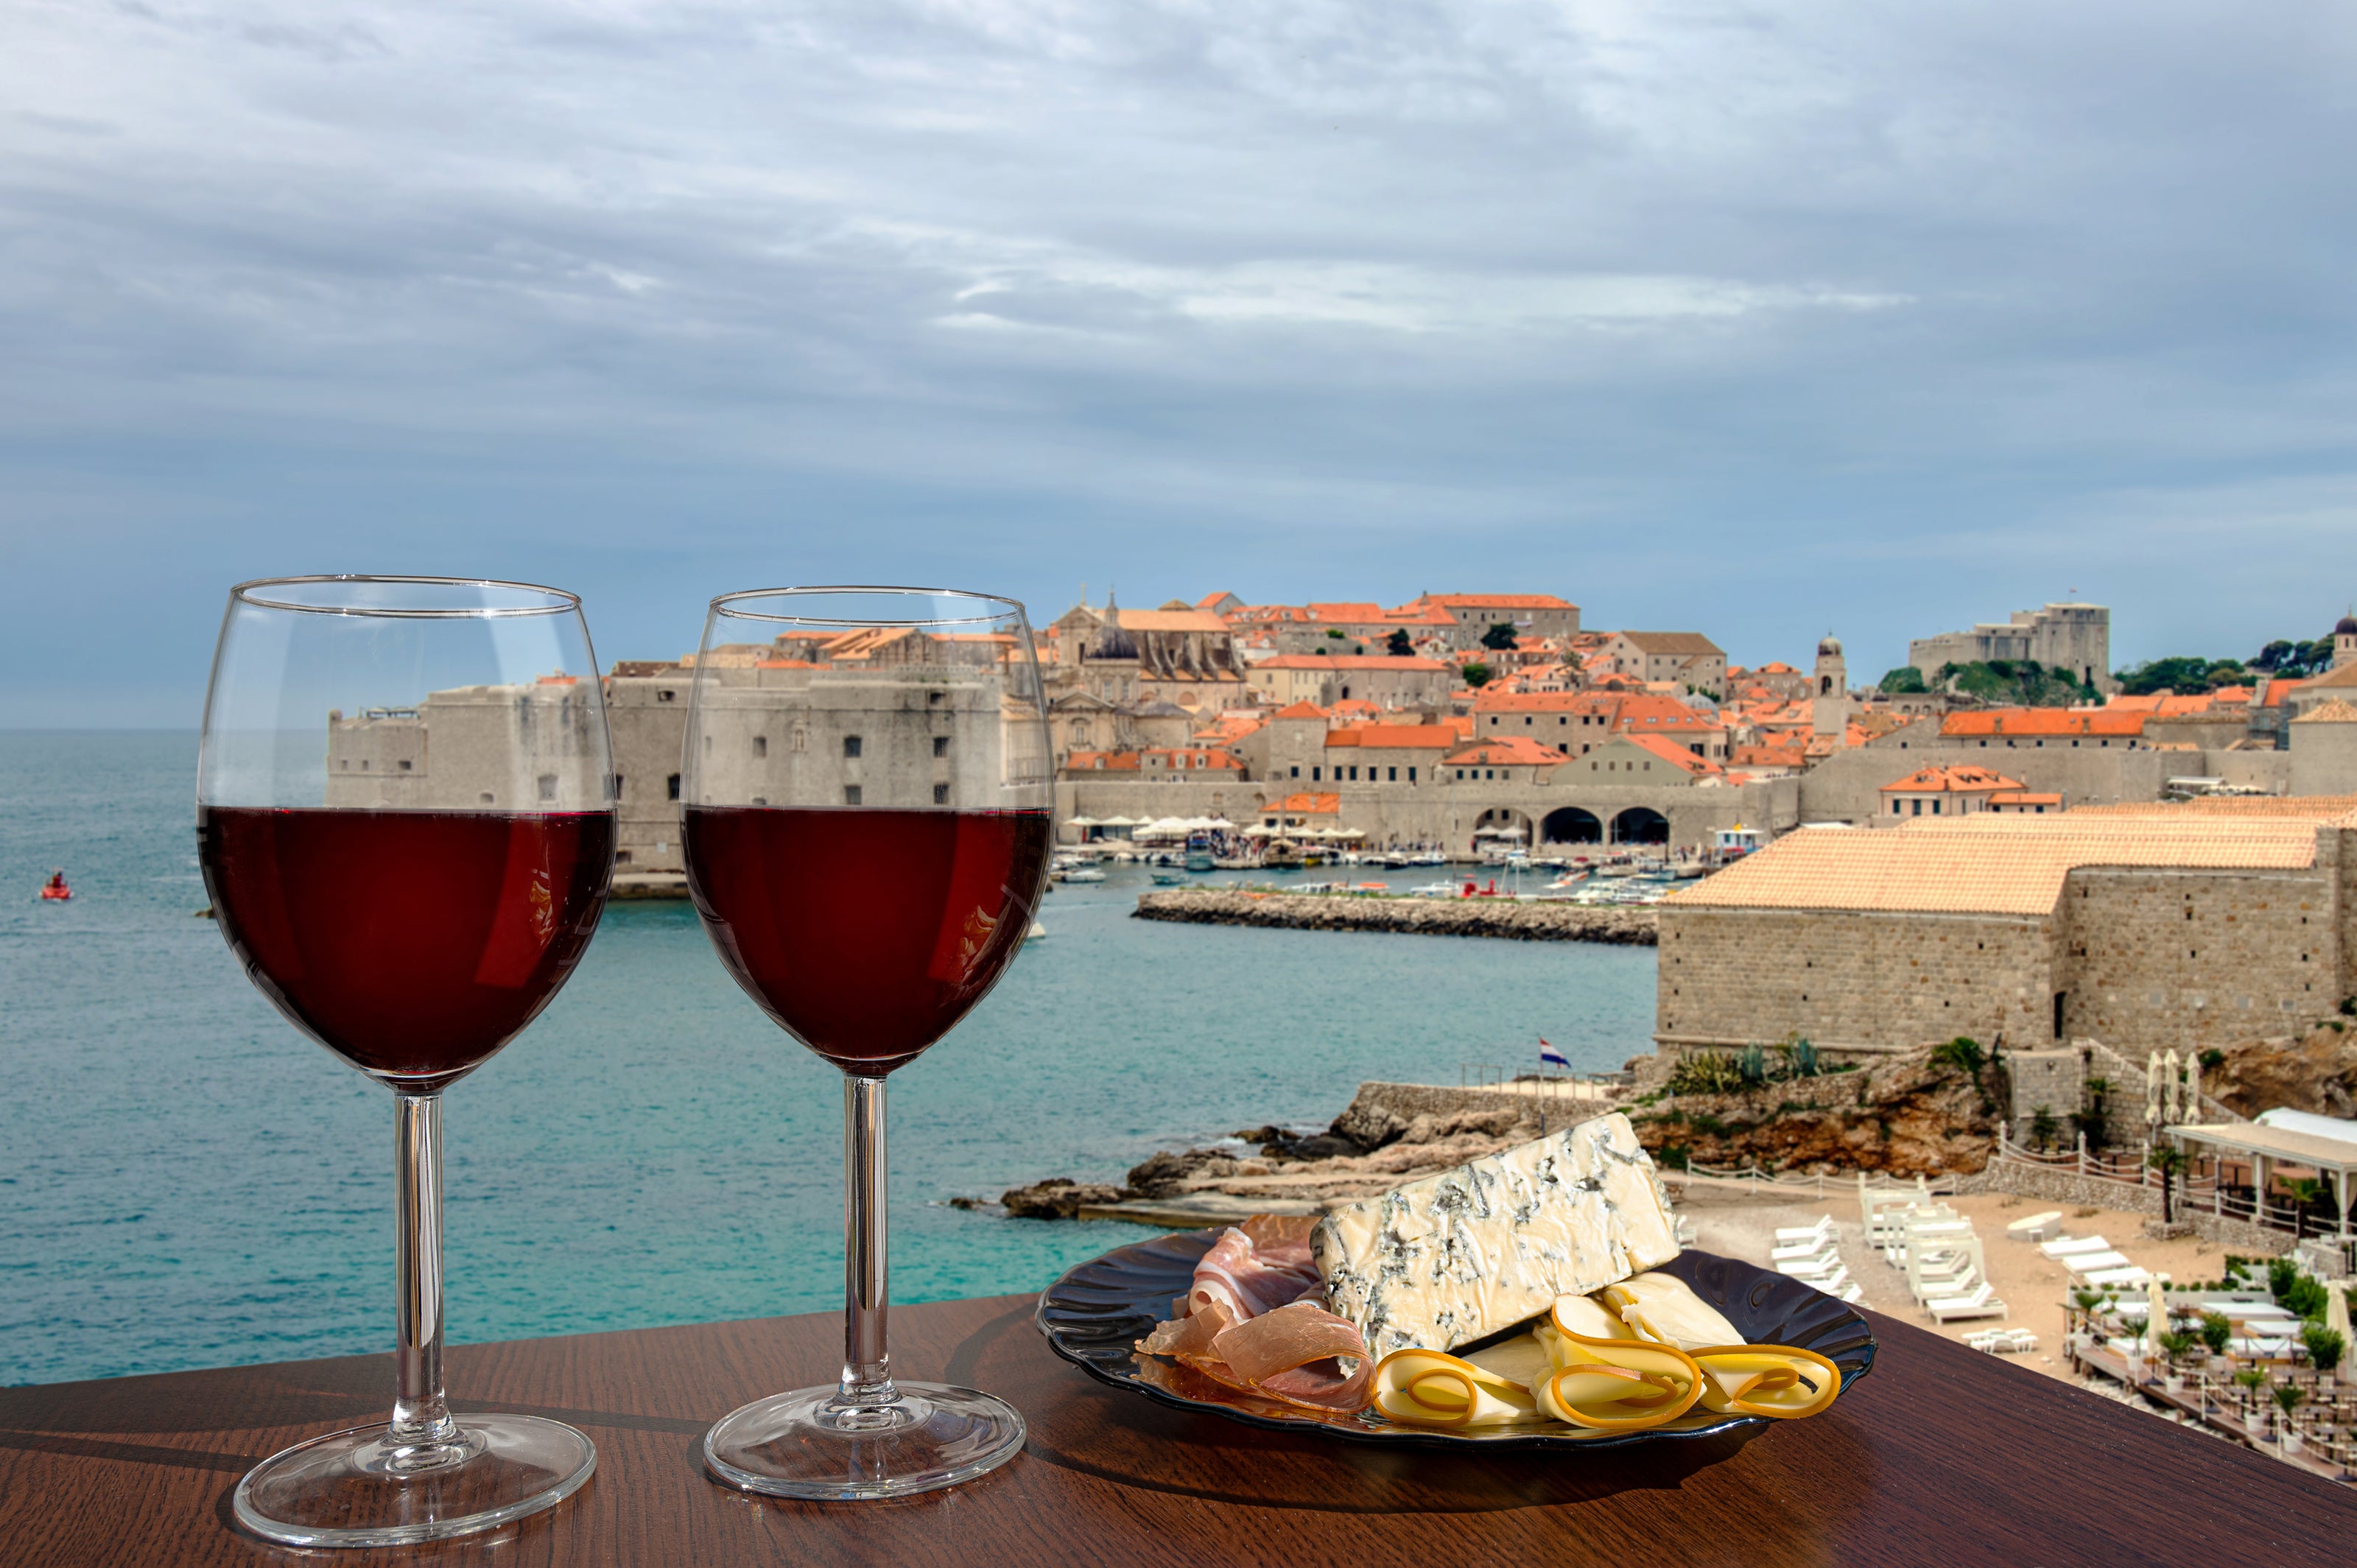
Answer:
[986,1046,2011,1221]
[1132,888,1659,944]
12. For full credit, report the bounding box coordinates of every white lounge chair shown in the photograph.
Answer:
[1799,1267,1852,1295]
[1835,1282,1864,1304]
[2079,1266,2152,1289]
[1928,1284,2008,1323]
[1779,1253,1843,1279]
[2004,1209,2063,1240]
[2040,1234,2111,1258]
[1771,1236,1837,1262]
[1774,1214,1837,1247]
[2062,1250,2133,1276]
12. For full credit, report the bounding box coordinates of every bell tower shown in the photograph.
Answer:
[1813,635,1850,737]
[2334,611,2357,671]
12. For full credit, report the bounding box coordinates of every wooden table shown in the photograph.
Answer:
[4,1295,2353,1567]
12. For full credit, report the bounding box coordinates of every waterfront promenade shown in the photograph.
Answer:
[8,1293,2355,1566]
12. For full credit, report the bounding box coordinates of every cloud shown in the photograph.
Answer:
[2,0,2356,720]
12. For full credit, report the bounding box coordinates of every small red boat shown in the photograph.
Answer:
[40,871,71,901]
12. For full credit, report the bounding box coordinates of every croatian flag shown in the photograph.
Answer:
[1539,1039,1570,1070]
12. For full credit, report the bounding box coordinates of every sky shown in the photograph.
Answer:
[4,0,2356,725]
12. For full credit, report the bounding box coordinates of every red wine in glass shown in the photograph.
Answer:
[197,574,614,1548]
[684,586,1054,1502]
[200,806,614,1089]
[682,806,1050,1074]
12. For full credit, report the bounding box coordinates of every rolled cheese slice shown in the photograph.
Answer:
[1372,1348,1540,1428]
[1689,1346,1843,1419]
[1533,1332,1704,1430]
[1600,1271,1740,1351]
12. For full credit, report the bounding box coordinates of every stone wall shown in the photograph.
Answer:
[1134,890,1657,945]
[2006,1048,2082,1138]
[2058,865,2340,1052]
[1656,906,2054,1052]
[1799,741,2173,825]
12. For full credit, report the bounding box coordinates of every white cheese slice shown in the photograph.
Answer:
[1311,1112,1680,1358]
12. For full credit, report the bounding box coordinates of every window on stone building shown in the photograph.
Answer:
[754,736,767,758]
[934,784,949,804]
[844,785,863,805]
[667,773,681,800]
[844,735,863,758]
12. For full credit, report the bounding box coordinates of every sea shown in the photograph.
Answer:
[0,731,1655,1387]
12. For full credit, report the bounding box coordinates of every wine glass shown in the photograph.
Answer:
[681,586,1053,1500]
[197,576,615,1547]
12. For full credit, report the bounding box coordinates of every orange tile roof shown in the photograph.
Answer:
[1140,748,1245,770]
[1623,734,1720,774]
[1940,709,2146,738]
[1256,654,1453,671]
[2070,796,2357,819]
[1880,765,2026,794]
[1307,602,1388,622]
[1065,750,1141,770]
[1412,593,1578,611]
[1273,701,1329,720]
[2293,699,2357,725]
[1988,791,2064,806]
[1442,736,1569,767]
[1114,609,1231,633]
[1668,815,2324,915]
[1324,724,1462,750]
[1265,792,1341,815]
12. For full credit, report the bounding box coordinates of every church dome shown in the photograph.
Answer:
[1817,636,1843,657]
[2336,614,2357,636]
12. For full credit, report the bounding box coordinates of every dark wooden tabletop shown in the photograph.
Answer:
[4,1293,2353,1568]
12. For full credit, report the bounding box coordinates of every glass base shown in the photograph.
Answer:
[703,1382,1026,1500]
[232,1413,596,1547]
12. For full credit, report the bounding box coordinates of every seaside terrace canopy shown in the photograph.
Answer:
[2166,1121,2357,1241]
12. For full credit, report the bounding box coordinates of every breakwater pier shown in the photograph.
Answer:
[1132,887,1659,944]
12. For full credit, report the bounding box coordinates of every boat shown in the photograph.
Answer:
[1058,865,1106,884]
[1025,921,1047,941]
[39,871,71,901]
[1151,869,1187,885]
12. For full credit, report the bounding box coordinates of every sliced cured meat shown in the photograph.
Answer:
[1206,1301,1374,1413]
[1190,1224,1323,1321]
[1135,1300,1232,1358]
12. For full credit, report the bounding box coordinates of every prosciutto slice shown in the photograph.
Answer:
[1134,1218,1374,1415]
[1207,1302,1374,1413]
[1187,1216,1323,1321]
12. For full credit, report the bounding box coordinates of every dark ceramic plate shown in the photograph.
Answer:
[1036,1232,1876,1449]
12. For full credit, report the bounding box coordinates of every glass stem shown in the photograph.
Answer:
[391,1091,460,1450]
[840,1074,895,1407]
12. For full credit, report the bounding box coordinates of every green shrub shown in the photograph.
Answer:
[1668,1051,1746,1096]
[2269,1256,2300,1306]
[2302,1323,2346,1371]
[1737,1043,1768,1086]
[2200,1312,2233,1357]
[1931,1036,1984,1075]
[2199,1048,2225,1072]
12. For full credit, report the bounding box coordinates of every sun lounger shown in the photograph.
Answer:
[1800,1267,1852,1295]
[1771,1237,1837,1262]
[2062,1250,2132,1276]
[2079,1266,2151,1289]
[2040,1234,2111,1258]
[1928,1284,2008,1323]
[1774,1215,1836,1247]
[2004,1210,2064,1240]
[1836,1282,1864,1304]
[1778,1253,1843,1279]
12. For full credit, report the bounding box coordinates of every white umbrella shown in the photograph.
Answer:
[2147,1276,2170,1360]
[1066,815,1101,828]
[1204,817,1235,829]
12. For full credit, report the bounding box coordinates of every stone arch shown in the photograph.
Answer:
[1612,806,1669,845]
[1541,806,1603,844]
[1473,807,1533,848]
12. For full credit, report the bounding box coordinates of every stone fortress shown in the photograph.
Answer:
[1909,601,2118,695]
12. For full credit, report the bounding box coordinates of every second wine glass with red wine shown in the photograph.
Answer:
[681,586,1053,1500]
[197,576,615,1547]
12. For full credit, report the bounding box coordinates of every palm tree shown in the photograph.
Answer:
[2272,1382,2305,1444]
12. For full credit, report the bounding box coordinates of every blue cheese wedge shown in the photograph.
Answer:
[1312,1112,1679,1358]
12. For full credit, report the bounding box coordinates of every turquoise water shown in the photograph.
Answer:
[0,731,1656,1386]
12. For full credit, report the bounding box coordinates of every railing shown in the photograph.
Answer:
[1992,1127,2343,1238]
[1668,1159,1959,1201]
[1457,1064,1633,1096]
